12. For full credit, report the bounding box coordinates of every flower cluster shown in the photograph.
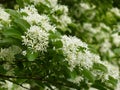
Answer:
[20,5,56,32]
[0,46,21,61]
[0,7,10,29]
[29,0,72,30]
[22,25,49,52]
[0,7,10,22]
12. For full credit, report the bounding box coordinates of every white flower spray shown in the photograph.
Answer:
[22,25,49,52]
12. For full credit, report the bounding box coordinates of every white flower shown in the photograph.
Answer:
[0,46,21,61]
[2,80,13,90]
[80,3,91,10]
[22,50,27,56]
[112,33,120,47]
[61,35,102,71]
[102,61,119,80]
[20,5,38,15]
[0,7,10,23]
[30,0,58,8]
[44,85,58,90]
[100,23,111,31]
[111,8,120,17]
[47,0,58,7]
[24,13,56,32]
[23,13,41,25]
[61,35,89,70]
[100,39,111,53]
[22,25,49,52]
[52,5,68,14]
[21,6,56,32]
[52,14,71,29]
[68,76,83,84]
[116,81,120,90]
[41,21,56,32]
[83,23,100,34]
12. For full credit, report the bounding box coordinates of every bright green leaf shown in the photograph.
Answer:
[82,68,95,83]
[13,18,30,32]
[27,50,38,61]
[93,63,108,73]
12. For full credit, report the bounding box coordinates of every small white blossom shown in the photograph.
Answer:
[100,39,111,53]
[22,50,27,56]
[61,35,90,70]
[102,61,119,80]
[100,23,111,31]
[2,80,13,90]
[68,76,84,84]
[52,14,72,29]
[22,25,49,52]
[80,3,91,10]
[0,46,21,61]
[30,0,58,8]
[52,5,68,14]
[83,23,100,34]
[112,33,120,47]
[0,7,10,22]
[21,6,56,32]
[111,8,120,17]
[0,7,11,28]
[20,5,38,15]
[116,81,120,90]
[61,35,102,71]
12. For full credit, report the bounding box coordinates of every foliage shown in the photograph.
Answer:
[0,0,120,90]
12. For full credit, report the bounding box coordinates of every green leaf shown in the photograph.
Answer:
[92,80,108,90]
[82,68,95,83]
[0,38,21,46]
[27,50,38,61]
[107,76,118,87]
[54,10,63,16]
[49,31,61,39]
[3,28,22,40]
[13,18,30,32]
[113,48,120,55]
[16,0,24,7]
[36,3,50,14]
[5,9,21,18]
[0,65,6,74]
[52,40,63,49]
[70,70,77,79]
[93,63,108,73]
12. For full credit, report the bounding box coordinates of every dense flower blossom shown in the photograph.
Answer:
[102,61,119,80]
[68,76,84,84]
[22,25,49,52]
[0,46,21,61]
[61,35,95,70]
[100,39,112,53]
[111,7,120,17]
[29,0,71,29]
[20,5,38,15]
[0,7,10,22]
[0,7,10,29]
[20,6,56,32]
[30,0,58,7]
[112,33,120,47]
[80,3,91,10]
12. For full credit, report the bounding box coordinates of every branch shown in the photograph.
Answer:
[0,73,43,81]
[0,73,80,89]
